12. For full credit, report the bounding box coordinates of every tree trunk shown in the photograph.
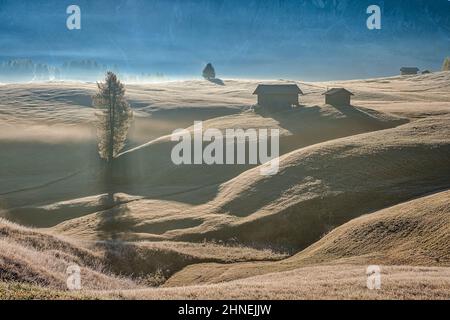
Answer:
[108,86,116,162]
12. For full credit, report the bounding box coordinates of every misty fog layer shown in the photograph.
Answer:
[0,0,449,81]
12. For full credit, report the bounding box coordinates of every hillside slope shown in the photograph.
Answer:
[111,265,450,300]
[1,103,406,226]
[49,116,450,251]
[112,103,406,184]
[0,218,284,290]
[3,72,449,211]
[166,189,450,287]
[170,116,450,247]
[1,74,450,299]
[1,188,449,300]
[0,218,135,291]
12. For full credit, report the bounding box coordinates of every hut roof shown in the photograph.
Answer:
[323,88,354,96]
[253,84,303,95]
[400,67,420,72]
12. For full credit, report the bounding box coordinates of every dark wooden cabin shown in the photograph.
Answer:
[253,84,303,111]
[400,67,419,75]
[323,88,354,106]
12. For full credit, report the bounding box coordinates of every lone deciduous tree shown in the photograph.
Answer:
[442,57,450,71]
[202,63,216,80]
[93,72,133,162]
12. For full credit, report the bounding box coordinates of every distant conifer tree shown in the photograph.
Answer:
[443,57,450,71]
[202,63,216,80]
[93,72,133,162]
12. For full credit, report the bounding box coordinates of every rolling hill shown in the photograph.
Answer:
[165,189,450,287]
[46,116,450,252]
[2,188,449,300]
[0,72,449,299]
[0,217,285,291]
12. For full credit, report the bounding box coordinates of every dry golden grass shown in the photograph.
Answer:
[1,73,450,299]
[1,97,443,273]
[3,188,447,300]
[102,265,450,300]
[0,281,97,300]
[0,217,285,292]
[2,73,448,213]
[2,264,448,300]
[3,73,436,211]
[46,115,450,254]
[0,218,137,291]
[166,190,450,287]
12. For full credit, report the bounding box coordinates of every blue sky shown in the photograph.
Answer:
[0,0,449,80]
